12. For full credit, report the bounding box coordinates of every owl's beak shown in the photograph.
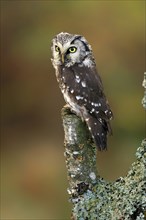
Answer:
[61,54,65,63]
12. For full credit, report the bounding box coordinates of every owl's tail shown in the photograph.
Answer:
[86,116,110,150]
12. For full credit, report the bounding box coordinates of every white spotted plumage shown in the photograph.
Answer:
[51,32,113,150]
[81,81,86,87]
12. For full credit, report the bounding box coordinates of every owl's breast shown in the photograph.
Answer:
[62,90,87,120]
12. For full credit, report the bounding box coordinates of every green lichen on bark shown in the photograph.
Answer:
[72,140,146,219]
[142,72,146,109]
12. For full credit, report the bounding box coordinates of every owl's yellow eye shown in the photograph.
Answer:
[55,46,60,52]
[68,47,77,53]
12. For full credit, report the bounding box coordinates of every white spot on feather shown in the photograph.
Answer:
[76,95,83,100]
[76,78,80,83]
[81,81,86,87]
[91,102,102,107]
[90,108,95,113]
[99,118,102,123]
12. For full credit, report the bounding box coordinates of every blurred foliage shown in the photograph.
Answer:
[1,1,145,219]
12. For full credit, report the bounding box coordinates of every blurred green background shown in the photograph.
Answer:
[1,1,145,219]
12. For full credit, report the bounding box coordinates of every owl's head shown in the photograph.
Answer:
[51,32,94,68]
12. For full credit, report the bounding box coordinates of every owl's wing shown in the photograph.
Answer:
[62,64,113,122]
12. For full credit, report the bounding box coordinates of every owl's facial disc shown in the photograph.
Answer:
[51,32,94,68]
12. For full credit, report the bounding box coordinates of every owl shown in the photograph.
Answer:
[51,32,113,150]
